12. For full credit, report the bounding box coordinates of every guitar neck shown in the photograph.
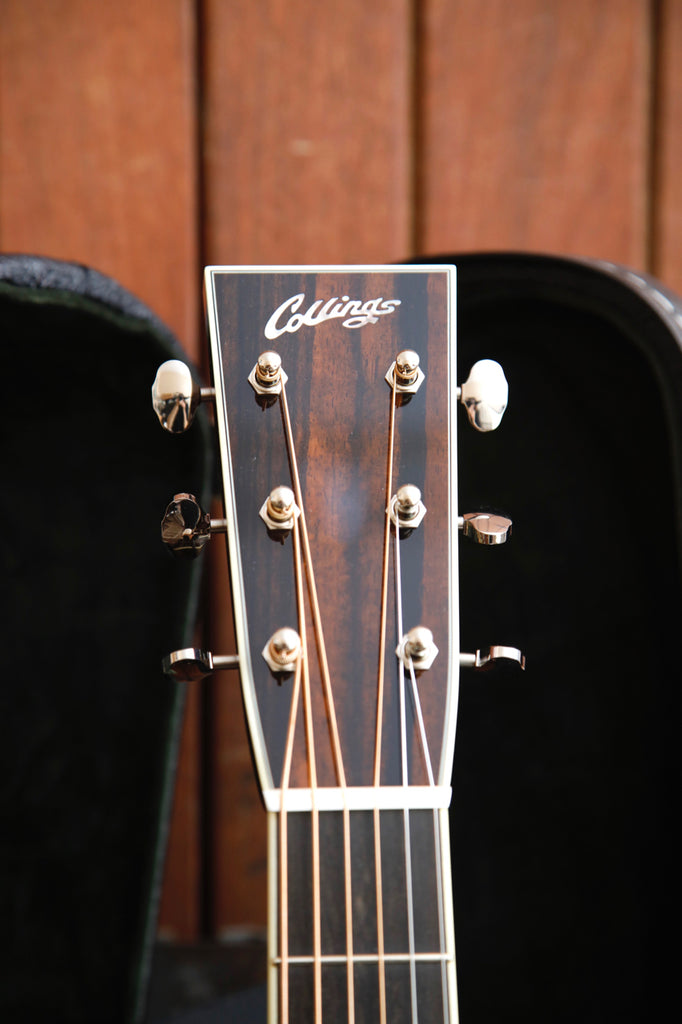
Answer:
[269,803,457,1024]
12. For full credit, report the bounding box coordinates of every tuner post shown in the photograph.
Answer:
[390,484,427,530]
[396,626,438,671]
[249,351,288,396]
[262,628,301,674]
[385,349,425,394]
[259,485,300,532]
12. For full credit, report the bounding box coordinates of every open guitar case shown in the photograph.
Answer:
[1,250,680,1023]
[0,254,213,1024]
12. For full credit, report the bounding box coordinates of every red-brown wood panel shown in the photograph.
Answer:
[0,0,200,349]
[201,0,414,934]
[0,0,202,940]
[201,0,413,267]
[417,0,652,266]
[653,0,682,290]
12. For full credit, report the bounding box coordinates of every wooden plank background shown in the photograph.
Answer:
[2,0,679,946]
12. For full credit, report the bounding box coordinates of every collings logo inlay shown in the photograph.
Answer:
[264,293,401,339]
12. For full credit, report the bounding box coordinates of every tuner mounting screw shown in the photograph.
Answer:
[396,626,438,671]
[389,484,427,529]
[459,512,512,545]
[458,359,508,432]
[385,349,425,394]
[249,351,288,395]
[262,628,301,674]
[259,485,300,532]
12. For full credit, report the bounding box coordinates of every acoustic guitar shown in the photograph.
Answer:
[152,265,523,1024]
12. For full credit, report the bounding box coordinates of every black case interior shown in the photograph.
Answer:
[0,255,212,1024]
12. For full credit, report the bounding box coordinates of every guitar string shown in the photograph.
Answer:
[407,657,451,1024]
[279,647,303,1024]
[293,520,323,1023]
[394,524,419,1022]
[373,378,397,1024]
[280,381,356,1023]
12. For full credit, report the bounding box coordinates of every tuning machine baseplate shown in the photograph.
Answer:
[458,359,508,431]
[152,359,215,433]
[161,493,226,558]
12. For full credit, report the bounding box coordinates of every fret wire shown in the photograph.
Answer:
[273,952,453,964]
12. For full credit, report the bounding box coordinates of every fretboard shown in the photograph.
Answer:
[270,803,457,1024]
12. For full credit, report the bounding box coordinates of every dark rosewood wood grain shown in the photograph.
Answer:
[207,268,454,792]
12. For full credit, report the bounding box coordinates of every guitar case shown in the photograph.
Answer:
[0,254,213,1024]
[177,252,681,1024]
[2,252,679,1024]
[412,252,680,1024]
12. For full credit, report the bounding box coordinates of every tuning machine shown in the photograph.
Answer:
[459,511,512,545]
[460,646,526,671]
[163,648,239,682]
[152,359,215,433]
[458,359,508,431]
[161,493,226,558]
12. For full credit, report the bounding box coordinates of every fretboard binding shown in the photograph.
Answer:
[273,952,454,965]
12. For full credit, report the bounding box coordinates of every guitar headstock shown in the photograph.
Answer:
[153,265,522,807]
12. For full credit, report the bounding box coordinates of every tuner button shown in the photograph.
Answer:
[152,360,201,433]
[459,512,512,545]
[163,648,215,682]
[262,628,301,674]
[161,493,227,557]
[161,493,211,557]
[458,359,508,432]
[460,645,526,671]
[390,484,427,529]
[162,648,240,680]
[396,626,438,670]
